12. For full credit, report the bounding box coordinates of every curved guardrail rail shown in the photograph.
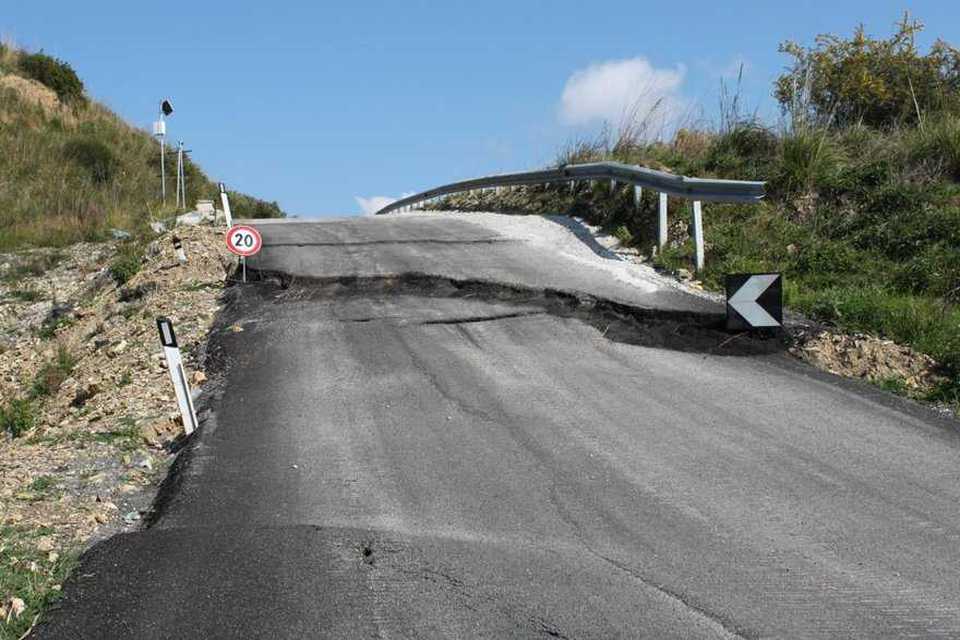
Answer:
[375,161,765,270]
[375,161,764,215]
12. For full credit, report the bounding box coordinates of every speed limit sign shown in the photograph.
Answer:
[225,225,262,257]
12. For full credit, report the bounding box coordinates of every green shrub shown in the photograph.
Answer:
[706,124,779,181]
[893,243,960,299]
[775,15,960,128]
[909,115,960,180]
[775,129,845,195]
[108,242,144,285]
[8,288,43,302]
[17,51,86,105]
[227,192,285,219]
[31,345,75,398]
[38,315,74,340]
[824,184,960,261]
[63,137,118,184]
[1,398,36,437]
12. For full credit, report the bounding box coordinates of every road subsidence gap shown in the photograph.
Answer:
[227,269,786,358]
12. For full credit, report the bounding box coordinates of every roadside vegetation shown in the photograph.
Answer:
[432,16,960,410]
[0,41,283,251]
[0,525,78,640]
[1,41,283,632]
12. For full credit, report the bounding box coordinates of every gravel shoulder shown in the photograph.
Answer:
[0,224,234,635]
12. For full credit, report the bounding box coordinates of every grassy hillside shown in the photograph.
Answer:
[0,44,283,251]
[432,18,960,408]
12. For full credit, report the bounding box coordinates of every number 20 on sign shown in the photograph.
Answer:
[225,225,262,282]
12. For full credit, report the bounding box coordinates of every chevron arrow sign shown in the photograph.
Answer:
[725,273,783,330]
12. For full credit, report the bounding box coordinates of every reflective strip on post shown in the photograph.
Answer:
[156,317,198,435]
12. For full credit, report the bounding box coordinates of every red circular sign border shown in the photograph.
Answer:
[225,225,263,257]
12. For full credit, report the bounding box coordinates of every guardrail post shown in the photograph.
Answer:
[692,200,705,271]
[658,193,668,250]
[634,185,642,210]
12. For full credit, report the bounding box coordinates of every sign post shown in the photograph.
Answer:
[154,99,174,205]
[156,317,198,435]
[225,224,263,283]
[725,273,783,330]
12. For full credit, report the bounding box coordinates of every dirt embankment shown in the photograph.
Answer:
[0,224,235,627]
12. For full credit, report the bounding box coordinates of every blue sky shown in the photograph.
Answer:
[4,1,958,217]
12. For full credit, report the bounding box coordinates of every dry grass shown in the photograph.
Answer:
[0,43,283,251]
[0,82,205,249]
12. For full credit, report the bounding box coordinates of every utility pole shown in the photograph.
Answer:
[154,99,174,205]
[176,140,184,209]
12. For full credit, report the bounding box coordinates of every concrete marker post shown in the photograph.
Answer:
[219,183,233,228]
[156,317,198,435]
[172,235,187,265]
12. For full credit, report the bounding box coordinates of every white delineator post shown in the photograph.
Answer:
[658,193,668,250]
[633,185,642,210]
[156,317,198,435]
[219,183,233,228]
[692,200,705,271]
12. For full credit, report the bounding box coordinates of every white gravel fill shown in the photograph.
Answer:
[396,210,692,296]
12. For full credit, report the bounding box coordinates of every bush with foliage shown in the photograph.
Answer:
[1,398,36,437]
[31,345,76,398]
[775,15,960,129]
[63,137,119,183]
[227,192,285,218]
[108,242,144,285]
[17,51,86,106]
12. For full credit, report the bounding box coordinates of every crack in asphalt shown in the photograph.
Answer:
[337,311,545,326]
[586,549,754,640]
[418,310,545,326]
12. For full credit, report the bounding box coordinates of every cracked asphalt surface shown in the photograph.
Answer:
[36,215,960,638]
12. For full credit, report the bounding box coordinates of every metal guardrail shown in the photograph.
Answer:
[374,161,765,271]
[374,161,764,216]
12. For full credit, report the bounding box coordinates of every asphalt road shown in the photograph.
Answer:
[36,214,960,639]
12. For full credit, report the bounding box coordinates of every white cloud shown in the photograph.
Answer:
[355,192,417,216]
[559,56,686,134]
[355,195,397,216]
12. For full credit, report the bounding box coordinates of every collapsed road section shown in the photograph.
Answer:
[36,261,960,639]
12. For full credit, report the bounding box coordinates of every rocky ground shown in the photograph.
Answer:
[0,223,235,636]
